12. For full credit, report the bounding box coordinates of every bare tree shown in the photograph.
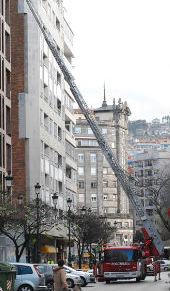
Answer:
[130,168,170,239]
[0,199,56,262]
[148,173,170,238]
[67,210,114,268]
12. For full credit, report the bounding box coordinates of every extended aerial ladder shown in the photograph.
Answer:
[26,0,164,256]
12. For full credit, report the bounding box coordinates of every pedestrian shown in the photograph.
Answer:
[53,260,68,291]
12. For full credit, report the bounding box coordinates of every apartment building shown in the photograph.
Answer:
[10,0,76,261]
[74,97,133,246]
[133,150,170,228]
[0,0,12,261]
[0,0,11,191]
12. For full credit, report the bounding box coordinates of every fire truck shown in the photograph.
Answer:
[25,0,164,281]
[95,227,160,283]
[103,246,147,283]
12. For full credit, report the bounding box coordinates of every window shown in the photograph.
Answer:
[145,160,153,167]
[112,129,115,135]
[117,222,122,228]
[40,109,44,126]
[102,128,107,134]
[113,194,116,200]
[95,116,100,121]
[104,208,108,214]
[78,153,84,162]
[113,181,117,187]
[54,123,58,138]
[56,15,60,31]
[75,127,81,134]
[103,181,108,188]
[111,142,115,148]
[88,128,93,134]
[124,222,129,228]
[91,182,97,188]
[79,194,85,203]
[77,139,98,147]
[19,265,33,275]
[91,194,97,202]
[91,167,96,175]
[14,265,19,275]
[103,194,108,200]
[90,153,96,162]
[49,118,53,134]
[78,167,84,175]
[78,181,84,189]
[103,168,107,174]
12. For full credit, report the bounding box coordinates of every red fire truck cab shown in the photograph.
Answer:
[103,246,147,283]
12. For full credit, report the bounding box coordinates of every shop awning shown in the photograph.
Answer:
[44,224,68,240]
[41,245,57,254]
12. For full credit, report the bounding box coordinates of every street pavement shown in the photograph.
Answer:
[82,272,170,291]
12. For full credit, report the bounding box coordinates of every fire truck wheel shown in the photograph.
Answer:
[105,280,110,284]
[141,274,146,280]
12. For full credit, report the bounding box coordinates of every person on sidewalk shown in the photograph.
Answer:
[53,260,68,291]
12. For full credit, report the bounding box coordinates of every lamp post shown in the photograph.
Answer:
[67,197,72,267]
[5,172,13,191]
[1,173,13,202]
[52,192,59,264]
[18,195,23,206]
[52,192,58,220]
[114,221,118,245]
[80,206,86,216]
[34,182,41,263]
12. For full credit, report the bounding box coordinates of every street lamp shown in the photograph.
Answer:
[5,172,13,189]
[2,173,13,201]
[80,206,86,216]
[52,192,59,220]
[34,182,41,263]
[18,195,23,206]
[114,221,118,228]
[67,197,72,267]
[87,208,92,214]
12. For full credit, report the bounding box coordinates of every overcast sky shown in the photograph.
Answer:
[63,0,170,122]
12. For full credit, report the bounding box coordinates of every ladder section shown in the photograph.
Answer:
[26,0,164,255]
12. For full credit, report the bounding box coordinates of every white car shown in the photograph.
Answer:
[147,259,170,273]
[76,269,96,283]
[86,269,96,283]
[156,260,170,271]
[64,266,91,286]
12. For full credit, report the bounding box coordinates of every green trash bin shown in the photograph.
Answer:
[0,262,16,291]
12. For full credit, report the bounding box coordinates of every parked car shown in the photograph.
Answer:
[156,260,170,271]
[86,269,96,283]
[64,266,91,287]
[10,263,47,291]
[76,269,96,283]
[35,264,81,289]
[147,259,170,274]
